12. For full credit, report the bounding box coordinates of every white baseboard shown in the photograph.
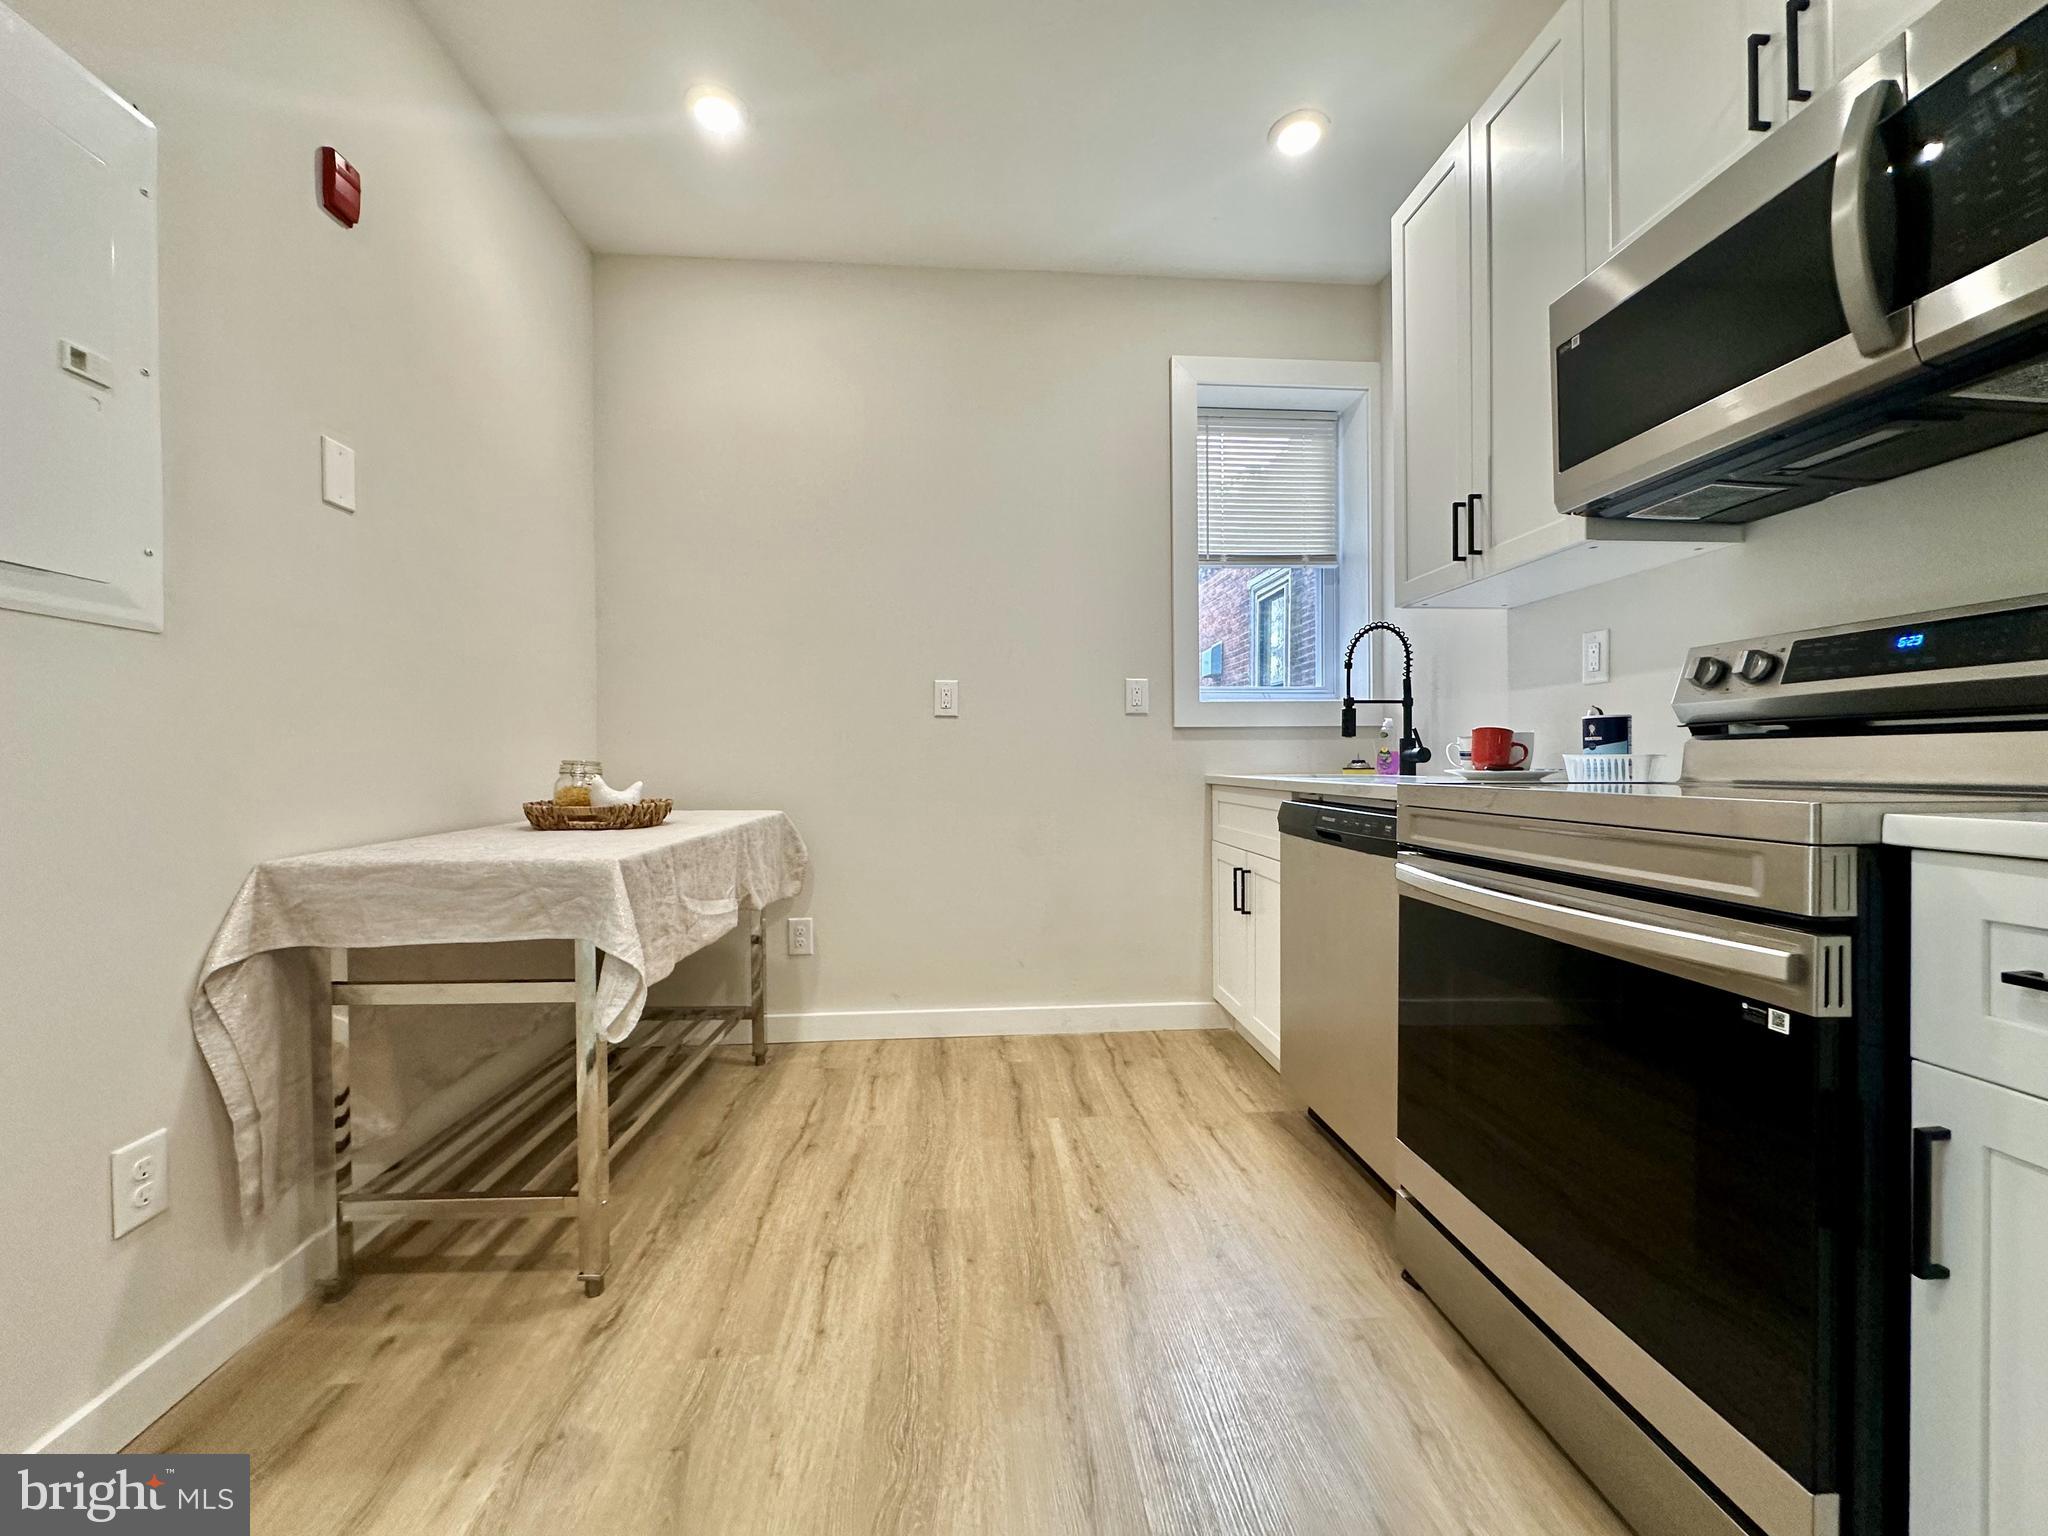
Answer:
[762,998,1226,1043]
[29,1226,328,1455]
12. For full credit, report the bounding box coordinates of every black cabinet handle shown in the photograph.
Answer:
[1240,870,1252,915]
[1748,33,1773,132]
[1786,0,1812,101]
[1451,500,1468,563]
[1232,867,1246,914]
[1912,1125,1952,1281]
[2002,968,2048,993]
[1468,492,1485,556]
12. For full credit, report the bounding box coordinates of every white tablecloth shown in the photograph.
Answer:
[191,813,809,1216]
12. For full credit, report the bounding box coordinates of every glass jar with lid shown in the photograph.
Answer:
[553,759,603,806]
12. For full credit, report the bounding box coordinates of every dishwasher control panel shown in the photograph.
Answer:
[1279,799,1398,853]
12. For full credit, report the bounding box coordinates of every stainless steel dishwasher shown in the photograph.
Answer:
[1279,798,1398,1187]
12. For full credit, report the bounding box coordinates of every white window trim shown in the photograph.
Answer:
[1171,356,1379,728]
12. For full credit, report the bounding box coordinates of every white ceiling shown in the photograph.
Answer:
[414,0,1558,284]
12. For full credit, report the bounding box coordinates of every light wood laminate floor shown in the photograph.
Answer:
[135,1029,1627,1535]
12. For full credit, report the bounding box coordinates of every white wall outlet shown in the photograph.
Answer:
[111,1128,168,1238]
[933,678,959,717]
[787,916,815,956]
[320,434,357,513]
[1581,628,1612,685]
[1124,677,1150,715]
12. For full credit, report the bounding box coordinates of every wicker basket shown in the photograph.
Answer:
[522,797,674,831]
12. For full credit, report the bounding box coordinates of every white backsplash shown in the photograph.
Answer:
[1398,429,2048,771]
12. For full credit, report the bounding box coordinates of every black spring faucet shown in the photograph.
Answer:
[1340,621,1431,775]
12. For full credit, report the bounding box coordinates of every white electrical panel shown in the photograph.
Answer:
[0,4,162,631]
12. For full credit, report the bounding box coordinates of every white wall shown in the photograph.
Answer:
[1495,437,2048,759]
[0,0,596,1452]
[596,259,1378,1024]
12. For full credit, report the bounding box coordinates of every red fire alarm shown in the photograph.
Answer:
[318,147,361,228]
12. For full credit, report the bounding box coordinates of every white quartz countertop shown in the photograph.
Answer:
[1884,811,2048,861]
[1205,772,1449,804]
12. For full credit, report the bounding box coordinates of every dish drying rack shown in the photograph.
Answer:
[1562,752,1673,785]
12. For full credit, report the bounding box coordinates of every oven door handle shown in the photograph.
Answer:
[1395,856,1850,1016]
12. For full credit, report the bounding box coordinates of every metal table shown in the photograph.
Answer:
[322,913,767,1299]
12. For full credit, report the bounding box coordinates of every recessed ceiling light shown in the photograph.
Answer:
[1269,109,1330,157]
[685,84,746,140]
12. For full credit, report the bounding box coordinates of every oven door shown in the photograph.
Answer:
[1395,854,1856,1536]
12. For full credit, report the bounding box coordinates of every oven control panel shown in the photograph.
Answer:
[1673,594,2048,727]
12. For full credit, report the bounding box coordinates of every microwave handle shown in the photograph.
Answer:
[1392,857,1845,1015]
[1831,76,1908,357]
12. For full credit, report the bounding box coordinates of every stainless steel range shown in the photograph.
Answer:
[1391,593,2048,1536]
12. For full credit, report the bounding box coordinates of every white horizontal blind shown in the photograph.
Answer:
[1196,408,1339,565]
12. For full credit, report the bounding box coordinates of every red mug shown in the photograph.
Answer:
[1470,726,1529,771]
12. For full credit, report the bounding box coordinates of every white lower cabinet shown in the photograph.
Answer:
[1244,856,1281,1061]
[1210,788,1283,1066]
[1212,842,1253,1023]
[1910,1059,2048,1534]
[1211,842,1281,1065]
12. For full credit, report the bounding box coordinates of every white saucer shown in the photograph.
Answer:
[1443,766,1556,783]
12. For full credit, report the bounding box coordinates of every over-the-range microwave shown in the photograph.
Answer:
[1552,0,2048,523]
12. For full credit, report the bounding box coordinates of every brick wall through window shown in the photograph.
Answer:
[1197,566,1321,689]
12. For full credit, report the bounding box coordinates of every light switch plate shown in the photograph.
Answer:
[111,1128,168,1238]
[1124,677,1150,715]
[320,434,357,513]
[1581,628,1611,685]
[933,679,959,717]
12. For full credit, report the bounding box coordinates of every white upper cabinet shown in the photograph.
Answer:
[1821,0,1942,88]
[1584,0,1786,259]
[1582,0,1935,262]
[1390,134,1474,606]
[1470,2,1587,576]
[1390,0,1740,610]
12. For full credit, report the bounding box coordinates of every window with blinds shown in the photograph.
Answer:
[1195,409,1340,566]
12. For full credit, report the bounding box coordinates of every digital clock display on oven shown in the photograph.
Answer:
[1781,604,2048,684]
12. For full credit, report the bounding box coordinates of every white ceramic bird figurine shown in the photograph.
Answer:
[590,774,645,807]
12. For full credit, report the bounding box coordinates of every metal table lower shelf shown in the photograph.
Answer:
[321,909,767,1299]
